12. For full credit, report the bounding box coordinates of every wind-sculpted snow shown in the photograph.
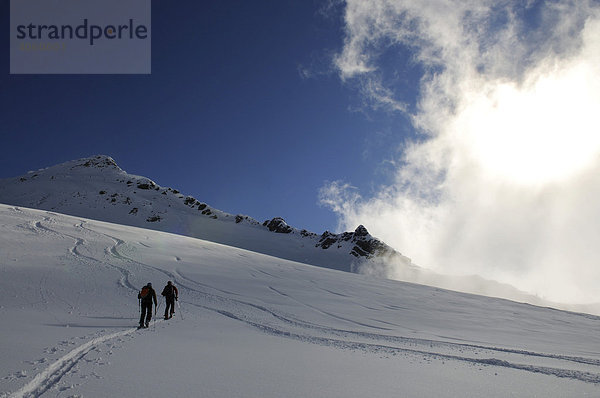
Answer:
[2,204,600,397]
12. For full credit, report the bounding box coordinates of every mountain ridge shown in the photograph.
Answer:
[0,155,407,272]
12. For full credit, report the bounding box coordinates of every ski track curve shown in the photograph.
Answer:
[268,285,393,331]
[34,217,140,293]
[74,221,144,292]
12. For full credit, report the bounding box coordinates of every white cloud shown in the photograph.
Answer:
[327,0,600,304]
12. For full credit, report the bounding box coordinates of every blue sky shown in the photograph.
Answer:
[1,0,413,234]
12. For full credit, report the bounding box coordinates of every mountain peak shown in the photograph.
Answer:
[72,155,122,171]
[354,225,369,237]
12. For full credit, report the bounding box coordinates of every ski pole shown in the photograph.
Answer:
[176,299,184,320]
[154,303,158,331]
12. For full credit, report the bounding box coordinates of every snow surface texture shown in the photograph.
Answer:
[2,204,600,397]
[0,155,581,312]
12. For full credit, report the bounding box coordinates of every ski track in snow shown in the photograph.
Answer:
[154,261,600,385]
[7,212,600,397]
[169,263,600,386]
[8,328,139,398]
[30,217,139,293]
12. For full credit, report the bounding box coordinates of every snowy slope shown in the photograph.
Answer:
[2,204,600,397]
[0,155,405,273]
[0,155,569,310]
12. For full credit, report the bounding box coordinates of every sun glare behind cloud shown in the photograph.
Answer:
[456,60,600,185]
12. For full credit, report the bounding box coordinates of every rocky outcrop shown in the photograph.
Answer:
[263,217,293,233]
[316,225,394,259]
[76,155,120,170]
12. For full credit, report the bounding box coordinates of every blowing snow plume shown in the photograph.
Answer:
[323,1,600,305]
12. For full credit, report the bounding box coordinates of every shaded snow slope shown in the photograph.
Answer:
[2,204,600,397]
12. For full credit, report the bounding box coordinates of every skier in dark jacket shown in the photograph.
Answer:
[138,283,157,328]
[161,281,179,319]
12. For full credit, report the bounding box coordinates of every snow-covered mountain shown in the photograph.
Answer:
[0,155,406,272]
[2,155,589,311]
[2,204,600,397]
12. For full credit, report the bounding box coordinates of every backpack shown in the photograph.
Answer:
[140,286,150,299]
[162,285,174,297]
